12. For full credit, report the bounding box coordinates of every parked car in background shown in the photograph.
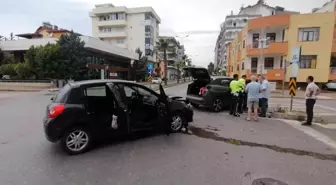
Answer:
[151,77,162,84]
[44,80,193,155]
[325,80,336,90]
[183,67,233,112]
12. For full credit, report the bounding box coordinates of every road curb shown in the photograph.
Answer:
[271,96,334,100]
[271,111,336,125]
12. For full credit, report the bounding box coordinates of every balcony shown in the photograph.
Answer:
[247,41,288,56]
[97,20,127,27]
[246,68,284,81]
[96,31,127,38]
[248,14,290,30]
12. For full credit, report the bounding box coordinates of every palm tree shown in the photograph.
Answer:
[174,60,186,83]
[182,54,192,66]
[155,38,177,85]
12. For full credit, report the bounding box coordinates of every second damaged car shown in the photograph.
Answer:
[43,80,193,155]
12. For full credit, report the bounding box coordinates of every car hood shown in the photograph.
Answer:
[183,67,210,80]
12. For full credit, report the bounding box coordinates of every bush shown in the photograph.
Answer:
[0,64,17,76]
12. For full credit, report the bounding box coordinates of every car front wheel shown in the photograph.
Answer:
[60,127,92,155]
[170,113,185,132]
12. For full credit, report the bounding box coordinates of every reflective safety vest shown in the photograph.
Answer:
[230,80,240,96]
[238,78,246,92]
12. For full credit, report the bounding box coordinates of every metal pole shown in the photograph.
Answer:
[282,60,286,97]
[260,28,265,75]
[290,96,293,111]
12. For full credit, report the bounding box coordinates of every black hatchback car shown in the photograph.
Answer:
[44,80,193,155]
[184,67,233,112]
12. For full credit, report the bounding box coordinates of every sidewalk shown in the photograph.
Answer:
[271,90,336,100]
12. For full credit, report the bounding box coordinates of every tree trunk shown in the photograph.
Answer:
[164,50,168,85]
[177,66,180,83]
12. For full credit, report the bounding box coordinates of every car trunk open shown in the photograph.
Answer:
[183,67,211,96]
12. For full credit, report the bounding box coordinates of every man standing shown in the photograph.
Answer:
[245,75,261,121]
[258,75,270,117]
[302,76,320,126]
[238,75,247,113]
[229,74,240,117]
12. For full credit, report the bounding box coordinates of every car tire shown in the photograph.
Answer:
[190,103,199,108]
[212,98,223,112]
[170,113,185,132]
[60,127,93,155]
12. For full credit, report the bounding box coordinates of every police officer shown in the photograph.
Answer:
[238,75,247,114]
[229,74,240,117]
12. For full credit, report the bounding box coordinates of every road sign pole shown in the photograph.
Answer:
[290,96,293,111]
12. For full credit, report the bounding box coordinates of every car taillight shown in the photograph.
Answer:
[48,104,65,118]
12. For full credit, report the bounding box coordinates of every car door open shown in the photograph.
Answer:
[106,83,130,134]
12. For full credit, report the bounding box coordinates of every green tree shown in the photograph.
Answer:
[14,62,31,79]
[0,63,17,76]
[35,43,62,79]
[155,38,177,85]
[174,60,186,83]
[207,62,215,75]
[0,49,4,65]
[57,32,87,79]
[182,54,192,66]
[25,46,41,79]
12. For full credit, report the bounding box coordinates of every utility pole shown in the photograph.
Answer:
[259,28,265,75]
[282,59,286,97]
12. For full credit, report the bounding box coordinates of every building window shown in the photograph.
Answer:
[300,55,317,69]
[242,62,245,70]
[243,40,245,48]
[237,64,239,71]
[145,25,153,32]
[298,28,320,42]
[145,38,153,45]
[116,39,124,44]
[252,34,259,48]
[266,33,276,45]
[251,58,258,68]
[280,56,283,68]
[145,49,152,56]
[264,57,274,69]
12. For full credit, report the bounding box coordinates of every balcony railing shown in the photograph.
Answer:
[247,41,288,56]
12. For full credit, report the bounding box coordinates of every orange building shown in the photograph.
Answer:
[16,22,79,39]
[227,12,336,85]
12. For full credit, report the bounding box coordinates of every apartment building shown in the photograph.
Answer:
[90,4,161,63]
[227,12,335,85]
[214,0,298,70]
[312,0,335,13]
[157,36,185,65]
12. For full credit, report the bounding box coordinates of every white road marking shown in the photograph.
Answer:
[295,99,336,111]
[280,119,336,150]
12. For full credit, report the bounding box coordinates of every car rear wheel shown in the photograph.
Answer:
[213,98,223,112]
[170,113,185,132]
[60,127,92,155]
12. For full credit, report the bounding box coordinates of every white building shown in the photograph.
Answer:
[214,0,298,70]
[90,3,161,63]
[312,0,335,13]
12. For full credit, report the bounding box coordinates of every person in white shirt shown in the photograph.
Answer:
[302,76,320,126]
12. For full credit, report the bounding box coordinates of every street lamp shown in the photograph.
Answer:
[175,35,189,45]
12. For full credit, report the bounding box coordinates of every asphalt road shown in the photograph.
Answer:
[0,84,336,185]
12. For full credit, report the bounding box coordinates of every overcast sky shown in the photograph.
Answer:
[0,0,326,67]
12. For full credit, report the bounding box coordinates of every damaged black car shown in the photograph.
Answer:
[43,80,193,155]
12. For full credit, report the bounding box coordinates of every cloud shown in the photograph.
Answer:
[0,0,327,67]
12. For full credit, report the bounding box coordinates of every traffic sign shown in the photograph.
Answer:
[148,63,154,70]
[148,76,153,82]
[289,77,296,96]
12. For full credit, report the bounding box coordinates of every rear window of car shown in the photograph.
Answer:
[53,84,71,103]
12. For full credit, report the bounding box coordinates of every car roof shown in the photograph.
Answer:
[69,79,139,87]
